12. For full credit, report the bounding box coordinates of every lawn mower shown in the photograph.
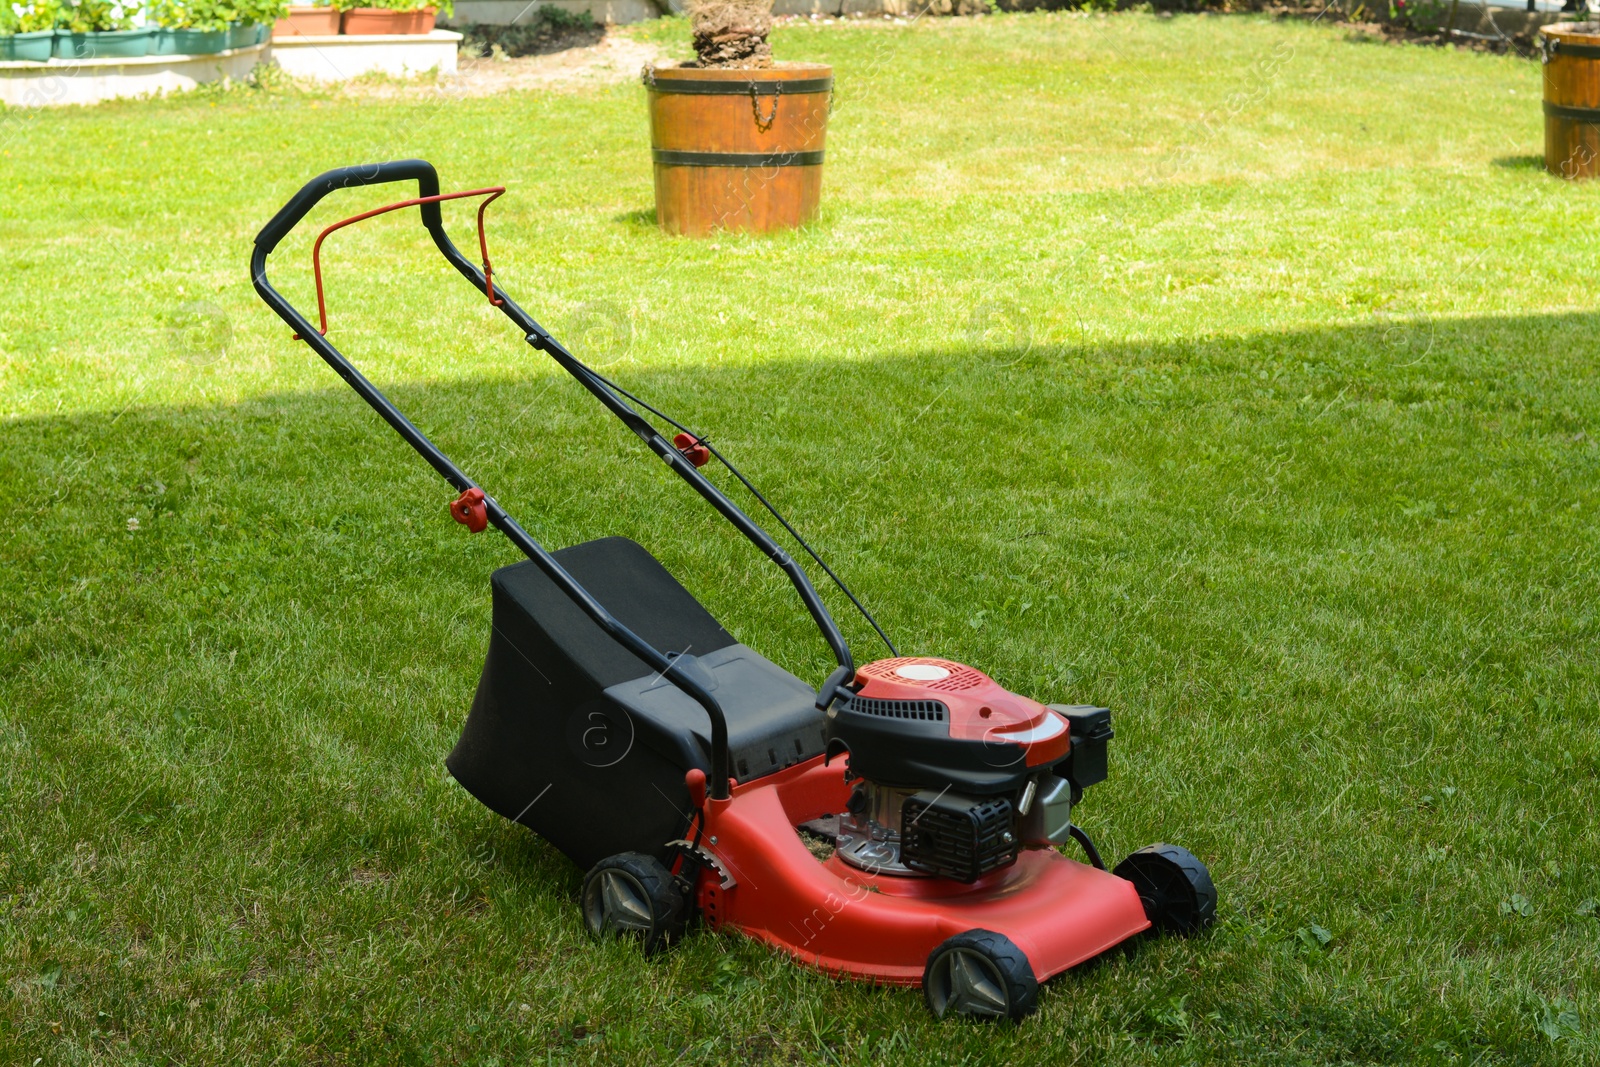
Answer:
[251,160,1217,1021]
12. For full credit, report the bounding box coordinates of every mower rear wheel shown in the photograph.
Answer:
[581,852,686,954]
[923,930,1039,1021]
[1113,844,1217,935]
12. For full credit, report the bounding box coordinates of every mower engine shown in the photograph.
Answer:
[820,658,1114,883]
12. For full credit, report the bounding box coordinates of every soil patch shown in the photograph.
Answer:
[335,30,674,98]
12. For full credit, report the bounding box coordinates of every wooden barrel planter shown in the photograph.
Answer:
[644,64,832,237]
[1541,23,1600,179]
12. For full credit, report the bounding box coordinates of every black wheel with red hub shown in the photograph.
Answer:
[922,930,1039,1021]
[581,852,686,954]
[1113,844,1217,934]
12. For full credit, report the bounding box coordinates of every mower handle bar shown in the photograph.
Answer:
[255,160,447,258]
[250,160,857,801]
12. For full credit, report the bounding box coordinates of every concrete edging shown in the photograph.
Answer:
[0,40,268,107]
[270,29,463,81]
[0,29,464,106]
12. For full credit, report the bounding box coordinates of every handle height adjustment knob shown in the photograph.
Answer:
[449,487,488,532]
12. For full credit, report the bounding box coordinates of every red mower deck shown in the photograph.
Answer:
[697,756,1152,984]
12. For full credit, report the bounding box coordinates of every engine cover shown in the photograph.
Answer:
[823,657,1073,794]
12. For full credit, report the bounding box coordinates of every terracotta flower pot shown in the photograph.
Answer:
[273,5,341,36]
[340,7,436,35]
[644,63,833,236]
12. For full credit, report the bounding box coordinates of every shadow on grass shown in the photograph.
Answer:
[5,308,1598,658]
[612,206,657,229]
[1490,154,1546,171]
[3,310,1598,1062]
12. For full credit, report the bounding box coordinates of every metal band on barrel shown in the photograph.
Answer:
[1543,38,1600,60]
[651,149,826,167]
[1543,100,1600,121]
[644,76,835,95]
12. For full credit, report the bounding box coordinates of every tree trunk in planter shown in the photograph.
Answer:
[645,64,832,237]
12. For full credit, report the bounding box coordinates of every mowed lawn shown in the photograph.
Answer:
[3,10,1599,1064]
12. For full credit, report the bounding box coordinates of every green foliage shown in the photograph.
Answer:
[149,0,229,29]
[1534,997,1582,1043]
[148,0,285,29]
[241,0,287,23]
[1387,0,1452,32]
[16,0,61,30]
[330,0,452,18]
[56,0,139,30]
[1499,893,1536,918]
[1294,922,1334,952]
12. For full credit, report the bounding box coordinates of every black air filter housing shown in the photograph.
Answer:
[899,790,1018,883]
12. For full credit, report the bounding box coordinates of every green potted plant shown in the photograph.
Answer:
[149,0,231,54]
[272,0,336,37]
[54,0,153,58]
[0,1,59,61]
[335,0,447,36]
[226,0,281,46]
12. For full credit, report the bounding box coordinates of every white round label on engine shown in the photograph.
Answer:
[894,664,950,682]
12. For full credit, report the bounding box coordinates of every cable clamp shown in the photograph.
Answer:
[673,432,711,468]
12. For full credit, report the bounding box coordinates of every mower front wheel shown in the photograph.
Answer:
[1114,844,1217,935]
[923,929,1039,1022]
[580,852,687,955]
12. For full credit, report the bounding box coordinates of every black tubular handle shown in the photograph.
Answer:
[254,159,442,257]
[250,161,739,799]
[251,161,859,798]
[409,205,858,682]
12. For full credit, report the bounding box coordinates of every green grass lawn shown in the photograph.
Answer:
[3,10,1599,1064]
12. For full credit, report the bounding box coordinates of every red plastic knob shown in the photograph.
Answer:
[673,432,711,468]
[684,767,707,808]
[449,487,488,533]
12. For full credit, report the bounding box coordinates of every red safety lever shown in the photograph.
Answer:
[295,185,507,340]
[449,487,488,532]
[673,432,710,468]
